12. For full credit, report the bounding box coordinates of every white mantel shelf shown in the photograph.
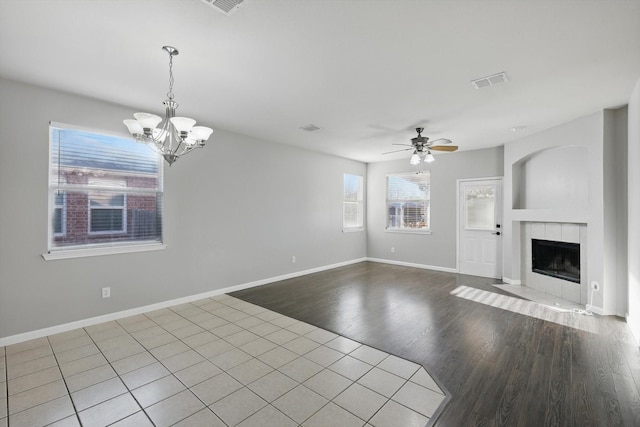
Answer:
[510,209,588,224]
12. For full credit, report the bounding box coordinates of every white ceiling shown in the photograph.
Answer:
[1,0,639,163]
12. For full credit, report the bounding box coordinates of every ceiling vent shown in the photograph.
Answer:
[470,72,509,89]
[300,124,320,132]
[201,0,244,15]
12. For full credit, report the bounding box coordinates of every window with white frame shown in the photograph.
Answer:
[343,174,364,231]
[386,171,430,232]
[53,191,66,236]
[48,123,163,254]
[89,193,126,234]
[87,177,126,234]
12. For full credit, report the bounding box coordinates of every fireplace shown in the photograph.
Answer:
[532,239,580,283]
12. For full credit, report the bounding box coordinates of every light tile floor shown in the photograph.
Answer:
[1,295,445,427]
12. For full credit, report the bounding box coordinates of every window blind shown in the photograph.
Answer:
[48,124,163,251]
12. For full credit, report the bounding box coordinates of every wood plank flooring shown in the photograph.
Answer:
[231,261,640,426]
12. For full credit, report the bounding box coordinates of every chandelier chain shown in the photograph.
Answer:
[167,53,174,100]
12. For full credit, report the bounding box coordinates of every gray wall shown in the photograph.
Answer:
[366,147,504,269]
[628,77,640,344]
[0,78,366,339]
[603,107,628,317]
[502,109,629,315]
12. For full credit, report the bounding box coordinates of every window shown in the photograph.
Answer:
[88,177,126,234]
[48,123,163,256]
[89,193,126,234]
[53,191,66,236]
[343,174,364,231]
[386,171,430,232]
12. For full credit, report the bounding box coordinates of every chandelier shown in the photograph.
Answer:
[123,46,213,165]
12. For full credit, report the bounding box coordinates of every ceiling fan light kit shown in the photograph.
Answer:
[410,151,420,165]
[424,151,435,163]
[384,127,457,165]
[124,46,214,166]
[410,149,435,165]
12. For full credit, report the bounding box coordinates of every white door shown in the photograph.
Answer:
[458,179,503,279]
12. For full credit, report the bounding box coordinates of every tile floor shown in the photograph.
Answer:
[1,295,445,427]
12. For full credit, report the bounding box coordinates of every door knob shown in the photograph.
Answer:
[492,231,501,236]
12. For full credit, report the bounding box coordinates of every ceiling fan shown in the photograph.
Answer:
[383,128,458,164]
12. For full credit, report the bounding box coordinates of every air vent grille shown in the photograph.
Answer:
[300,124,320,132]
[201,0,244,15]
[470,72,509,90]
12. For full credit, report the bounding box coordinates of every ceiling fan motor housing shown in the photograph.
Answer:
[411,127,429,150]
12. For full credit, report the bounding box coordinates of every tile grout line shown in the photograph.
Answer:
[195,296,432,426]
[107,301,228,424]
[170,296,338,426]
[5,295,445,427]
[156,298,268,425]
[316,356,415,426]
[14,305,322,425]
[176,297,318,426]
[5,340,72,425]
[228,296,446,424]
[110,295,275,425]
[167,296,302,426]
[107,305,242,425]
[80,325,158,426]
[218,298,366,425]
[45,336,82,427]
[212,297,331,426]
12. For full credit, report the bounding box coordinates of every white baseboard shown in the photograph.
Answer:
[366,257,457,273]
[0,257,367,347]
[502,277,522,285]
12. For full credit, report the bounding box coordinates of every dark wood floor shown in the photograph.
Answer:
[231,261,640,427]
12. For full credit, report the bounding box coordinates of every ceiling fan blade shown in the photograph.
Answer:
[430,145,458,152]
[382,147,414,155]
[429,138,452,145]
[391,143,413,147]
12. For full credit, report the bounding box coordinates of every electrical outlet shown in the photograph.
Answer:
[291,256,296,264]
[102,287,111,298]
[590,281,600,292]
[391,247,395,253]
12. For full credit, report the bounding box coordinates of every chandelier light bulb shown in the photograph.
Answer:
[133,113,162,130]
[191,126,214,142]
[123,119,143,136]
[169,117,196,134]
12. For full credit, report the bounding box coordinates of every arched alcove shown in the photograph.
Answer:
[512,146,589,211]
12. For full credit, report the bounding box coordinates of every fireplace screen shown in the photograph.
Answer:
[532,239,580,283]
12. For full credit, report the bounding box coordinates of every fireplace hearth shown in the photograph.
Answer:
[532,239,580,283]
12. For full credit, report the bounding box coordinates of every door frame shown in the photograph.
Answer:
[456,176,504,277]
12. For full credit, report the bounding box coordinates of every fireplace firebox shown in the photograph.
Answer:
[532,239,580,283]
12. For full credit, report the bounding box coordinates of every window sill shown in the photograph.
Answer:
[42,243,166,261]
[385,228,432,235]
[343,227,364,233]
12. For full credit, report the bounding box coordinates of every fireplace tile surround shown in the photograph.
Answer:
[521,222,587,304]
